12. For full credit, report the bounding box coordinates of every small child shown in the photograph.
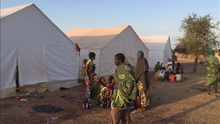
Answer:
[175,71,181,82]
[108,76,115,86]
[82,59,88,76]
[158,67,166,81]
[176,62,183,74]
[91,77,105,105]
[99,81,114,108]
[167,58,173,71]
[169,71,176,82]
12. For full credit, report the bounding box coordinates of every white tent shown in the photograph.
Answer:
[0,3,79,98]
[66,25,149,79]
[140,36,171,68]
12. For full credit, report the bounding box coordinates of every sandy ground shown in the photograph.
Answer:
[1,58,220,124]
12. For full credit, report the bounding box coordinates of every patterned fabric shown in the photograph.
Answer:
[82,65,86,76]
[84,59,95,100]
[111,63,137,108]
[135,56,150,95]
[99,87,114,108]
[215,53,220,67]
[87,59,96,82]
[205,54,219,86]
[84,76,92,100]
[91,83,104,105]
[86,59,93,66]
[137,81,150,108]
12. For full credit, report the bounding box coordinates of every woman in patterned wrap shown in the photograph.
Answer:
[135,50,151,108]
[83,52,96,103]
[205,50,219,94]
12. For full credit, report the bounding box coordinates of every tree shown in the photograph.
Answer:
[177,12,220,72]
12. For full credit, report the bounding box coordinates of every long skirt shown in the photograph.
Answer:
[84,76,92,100]
[207,74,218,91]
[137,81,150,108]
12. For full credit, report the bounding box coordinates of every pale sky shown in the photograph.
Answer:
[1,0,220,48]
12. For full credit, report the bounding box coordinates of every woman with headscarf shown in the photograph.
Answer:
[205,50,219,94]
[135,50,150,108]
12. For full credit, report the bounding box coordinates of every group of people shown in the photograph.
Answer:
[82,50,150,124]
[91,76,115,108]
[77,49,220,123]
[154,49,220,95]
[154,52,183,82]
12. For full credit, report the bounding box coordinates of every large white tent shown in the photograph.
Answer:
[0,3,79,98]
[140,36,171,68]
[66,25,149,79]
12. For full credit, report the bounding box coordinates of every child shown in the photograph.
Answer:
[169,71,176,82]
[158,67,166,81]
[108,76,115,86]
[91,77,105,105]
[99,81,114,108]
[176,62,183,74]
[167,58,173,71]
[175,71,181,81]
[82,59,88,77]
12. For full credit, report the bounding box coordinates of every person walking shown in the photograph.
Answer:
[215,49,220,82]
[205,50,219,94]
[110,53,137,124]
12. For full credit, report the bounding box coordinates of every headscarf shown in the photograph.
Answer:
[137,50,144,58]
[208,50,215,55]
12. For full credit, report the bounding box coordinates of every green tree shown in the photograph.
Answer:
[177,13,220,72]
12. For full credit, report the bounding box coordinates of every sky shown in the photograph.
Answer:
[1,0,220,49]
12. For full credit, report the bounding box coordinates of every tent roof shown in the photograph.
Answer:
[140,35,170,51]
[66,25,129,49]
[1,3,76,46]
[0,3,33,19]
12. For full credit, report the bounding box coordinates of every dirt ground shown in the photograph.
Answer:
[1,58,220,124]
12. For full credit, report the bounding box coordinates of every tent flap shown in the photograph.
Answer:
[18,43,47,86]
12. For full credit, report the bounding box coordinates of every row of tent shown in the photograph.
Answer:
[0,3,171,98]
